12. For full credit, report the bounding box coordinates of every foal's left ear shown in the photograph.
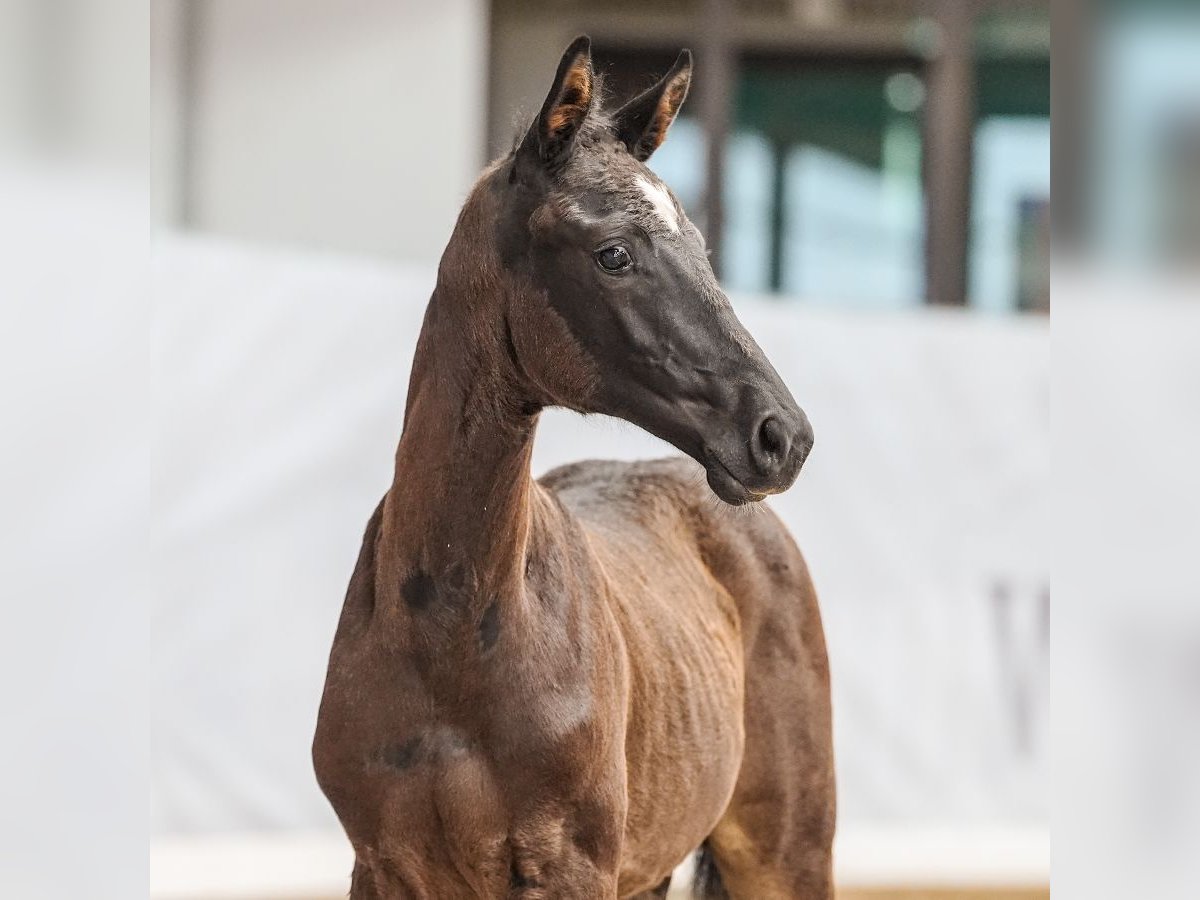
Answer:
[525,36,595,170]
[612,50,692,162]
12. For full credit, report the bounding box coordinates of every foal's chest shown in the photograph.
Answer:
[314,612,630,897]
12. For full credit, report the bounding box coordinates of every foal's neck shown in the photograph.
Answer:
[380,215,539,616]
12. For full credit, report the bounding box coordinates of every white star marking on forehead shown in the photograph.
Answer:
[634,175,680,233]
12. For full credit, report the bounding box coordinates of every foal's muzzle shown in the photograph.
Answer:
[703,405,813,506]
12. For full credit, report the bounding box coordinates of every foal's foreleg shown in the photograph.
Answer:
[349,860,382,899]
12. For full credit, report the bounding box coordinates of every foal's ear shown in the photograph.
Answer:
[612,50,692,162]
[524,36,595,171]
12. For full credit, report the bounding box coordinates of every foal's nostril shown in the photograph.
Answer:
[760,417,786,457]
[753,416,790,475]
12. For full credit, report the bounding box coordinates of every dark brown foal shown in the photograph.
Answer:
[313,38,835,899]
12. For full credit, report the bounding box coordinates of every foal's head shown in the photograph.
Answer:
[491,37,812,505]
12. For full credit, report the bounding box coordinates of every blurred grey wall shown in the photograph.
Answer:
[154,0,487,264]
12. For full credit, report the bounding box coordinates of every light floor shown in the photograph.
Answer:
[150,828,1050,900]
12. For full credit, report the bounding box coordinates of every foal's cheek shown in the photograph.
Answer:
[515,297,600,409]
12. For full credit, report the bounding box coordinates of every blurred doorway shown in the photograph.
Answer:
[970,55,1051,312]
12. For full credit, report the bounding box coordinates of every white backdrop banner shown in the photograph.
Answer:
[152,235,1048,834]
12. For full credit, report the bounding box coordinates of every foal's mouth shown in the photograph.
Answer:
[703,450,770,507]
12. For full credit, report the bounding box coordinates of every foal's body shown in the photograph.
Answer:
[315,39,834,898]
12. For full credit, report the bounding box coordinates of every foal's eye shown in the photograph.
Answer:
[595,245,632,272]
